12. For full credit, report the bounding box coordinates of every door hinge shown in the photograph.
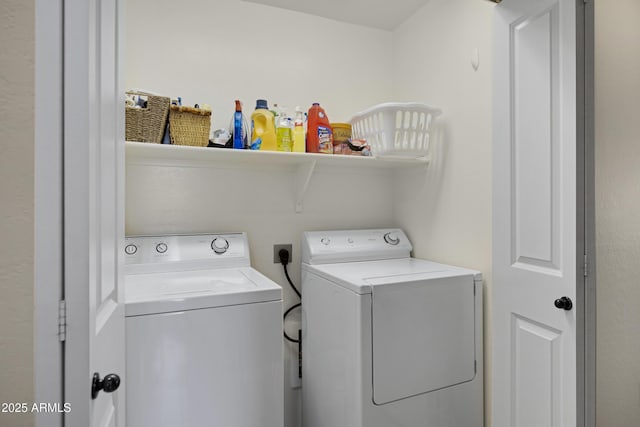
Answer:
[58,300,67,342]
[583,253,588,277]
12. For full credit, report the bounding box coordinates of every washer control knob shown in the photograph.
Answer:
[320,237,330,246]
[156,242,168,254]
[211,238,230,254]
[124,244,138,255]
[384,232,400,246]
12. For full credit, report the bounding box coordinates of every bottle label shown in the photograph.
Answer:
[233,112,244,149]
[317,126,333,154]
[277,128,293,152]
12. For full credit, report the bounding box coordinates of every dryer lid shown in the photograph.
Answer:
[303,257,481,295]
[125,267,282,316]
[371,273,476,405]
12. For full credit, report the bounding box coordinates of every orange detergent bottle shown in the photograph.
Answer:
[306,103,333,154]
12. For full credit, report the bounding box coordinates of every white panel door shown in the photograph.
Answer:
[64,0,125,426]
[493,0,585,426]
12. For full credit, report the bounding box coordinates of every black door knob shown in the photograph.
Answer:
[92,372,121,399]
[554,296,573,311]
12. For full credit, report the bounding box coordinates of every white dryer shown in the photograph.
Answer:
[124,233,283,427]
[301,229,483,427]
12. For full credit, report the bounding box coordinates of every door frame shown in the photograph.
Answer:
[35,0,127,425]
[34,1,64,426]
[575,0,596,425]
[580,0,596,426]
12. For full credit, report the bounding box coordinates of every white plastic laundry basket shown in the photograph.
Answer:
[350,103,441,158]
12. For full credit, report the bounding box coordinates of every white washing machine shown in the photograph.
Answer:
[301,229,483,427]
[124,233,283,427]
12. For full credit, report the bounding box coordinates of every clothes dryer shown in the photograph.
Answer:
[301,229,483,427]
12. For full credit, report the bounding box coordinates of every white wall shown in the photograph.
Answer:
[0,1,35,427]
[595,1,640,425]
[126,0,496,426]
[391,0,494,424]
[125,3,397,425]
[126,0,394,128]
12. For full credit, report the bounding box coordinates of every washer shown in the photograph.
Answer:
[124,233,283,427]
[301,229,483,427]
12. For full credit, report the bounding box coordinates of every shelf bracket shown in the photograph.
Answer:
[295,160,316,213]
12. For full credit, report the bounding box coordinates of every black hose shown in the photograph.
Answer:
[280,252,302,343]
[284,263,301,298]
[283,303,301,343]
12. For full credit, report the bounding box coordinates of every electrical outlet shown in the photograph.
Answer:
[273,244,292,263]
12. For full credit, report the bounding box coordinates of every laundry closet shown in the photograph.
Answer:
[123,0,493,425]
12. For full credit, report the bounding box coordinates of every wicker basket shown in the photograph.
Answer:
[169,105,211,147]
[125,91,170,143]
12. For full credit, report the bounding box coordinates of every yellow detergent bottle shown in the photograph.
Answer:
[292,106,306,152]
[250,99,277,151]
[276,112,294,152]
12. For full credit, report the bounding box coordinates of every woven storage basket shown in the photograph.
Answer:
[125,91,170,143]
[169,105,211,147]
[350,102,441,158]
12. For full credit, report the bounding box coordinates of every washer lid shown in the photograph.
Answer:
[303,258,481,294]
[125,267,282,316]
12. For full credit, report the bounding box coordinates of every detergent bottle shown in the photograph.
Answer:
[250,99,277,151]
[276,110,294,152]
[231,100,249,149]
[271,103,281,128]
[306,103,333,154]
[292,106,306,152]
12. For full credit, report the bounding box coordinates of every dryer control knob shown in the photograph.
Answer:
[384,232,400,245]
[320,238,330,246]
[211,238,229,254]
[156,242,168,254]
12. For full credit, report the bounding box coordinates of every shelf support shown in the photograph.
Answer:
[295,160,316,213]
